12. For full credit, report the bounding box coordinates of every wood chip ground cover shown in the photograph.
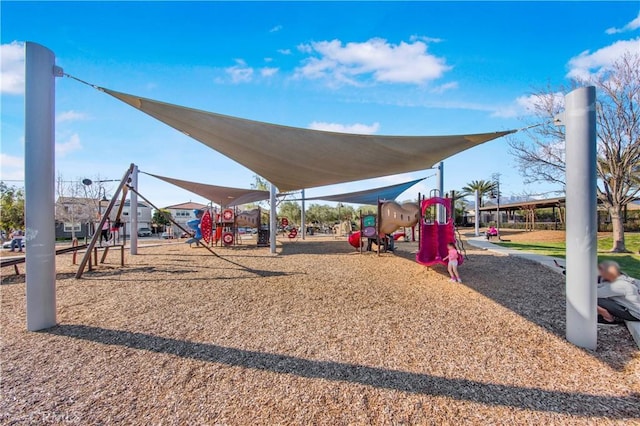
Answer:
[1,239,639,425]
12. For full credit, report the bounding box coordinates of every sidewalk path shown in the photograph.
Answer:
[466,236,565,275]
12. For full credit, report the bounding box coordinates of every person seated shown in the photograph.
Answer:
[597,261,640,325]
[485,226,498,240]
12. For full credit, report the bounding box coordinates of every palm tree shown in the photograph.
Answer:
[461,180,497,208]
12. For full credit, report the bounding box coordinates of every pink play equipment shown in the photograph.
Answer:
[415,196,463,267]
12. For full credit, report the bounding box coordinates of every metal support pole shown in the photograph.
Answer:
[436,162,444,222]
[270,183,277,254]
[25,42,59,331]
[130,165,139,255]
[496,178,501,234]
[474,189,480,237]
[301,189,306,240]
[563,86,597,349]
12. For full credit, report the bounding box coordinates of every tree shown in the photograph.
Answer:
[250,175,269,191]
[461,179,497,211]
[509,53,640,252]
[0,182,25,234]
[277,201,301,225]
[152,209,171,232]
[306,204,335,226]
[250,174,288,208]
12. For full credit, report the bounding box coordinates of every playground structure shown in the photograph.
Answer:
[348,201,417,252]
[348,196,462,267]
[183,206,265,248]
[415,196,462,267]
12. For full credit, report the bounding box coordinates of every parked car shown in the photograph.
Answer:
[161,232,175,239]
[137,227,152,237]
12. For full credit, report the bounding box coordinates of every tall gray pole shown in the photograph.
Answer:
[436,162,444,222]
[474,189,480,237]
[270,183,277,254]
[564,86,597,349]
[130,164,138,255]
[25,42,58,331]
[301,189,306,240]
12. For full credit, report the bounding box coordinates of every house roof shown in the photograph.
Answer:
[103,88,516,191]
[478,197,566,212]
[478,197,640,212]
[163,201,208,210]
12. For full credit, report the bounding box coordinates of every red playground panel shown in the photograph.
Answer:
[201,210,212,244]
[415,197,462,267]
[348,231,361,249]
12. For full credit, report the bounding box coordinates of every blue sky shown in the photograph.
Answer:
[1,1,639,208]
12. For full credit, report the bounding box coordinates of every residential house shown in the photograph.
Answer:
[108,199,153,236]
[55,196,95,239]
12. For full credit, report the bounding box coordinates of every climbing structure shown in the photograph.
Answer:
[415,196,462,267]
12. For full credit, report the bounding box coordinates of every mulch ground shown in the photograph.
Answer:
[1,238,639,425]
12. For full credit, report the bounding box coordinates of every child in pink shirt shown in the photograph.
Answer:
[443,242,462,283]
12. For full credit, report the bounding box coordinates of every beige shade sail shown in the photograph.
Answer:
[145,172,270,207]
[104,88,515,192]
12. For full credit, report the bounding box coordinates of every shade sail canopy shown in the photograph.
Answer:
[104,88,515,192]
[299,177,425,205]
[146,172,270,207]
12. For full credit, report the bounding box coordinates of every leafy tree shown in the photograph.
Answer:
[0,182,25,234]
[277,201,301,225]
[152,209,171,227]
[461,179,497,209]
[250,174,288,208]
[508,53,640,252]
[250,175,269,191]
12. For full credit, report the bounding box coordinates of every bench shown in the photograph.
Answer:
[0,243,125,276]
[1,256,26,276]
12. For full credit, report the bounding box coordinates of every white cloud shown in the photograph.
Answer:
[605,12,640,34]
[295,37,450,86]
[55,133,82,157]
[410,35,443,43]
[0,153,24,180]
[225,59,254,83]
[296,44,312,54]
[277,48,292,55]
[430,81,458,94]
[269,25,283,33]
[264,57,273,63]
[1,41,25,95]
[56,110,89,124]
[260,67,279,77]
[566,37,640,80]
[491,92,564,118]
[308,121,380,135]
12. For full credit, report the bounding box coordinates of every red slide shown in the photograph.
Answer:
[348,231,361,249]
[415,197,462,267]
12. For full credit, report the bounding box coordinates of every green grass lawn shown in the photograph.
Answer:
[497,234,640,277]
